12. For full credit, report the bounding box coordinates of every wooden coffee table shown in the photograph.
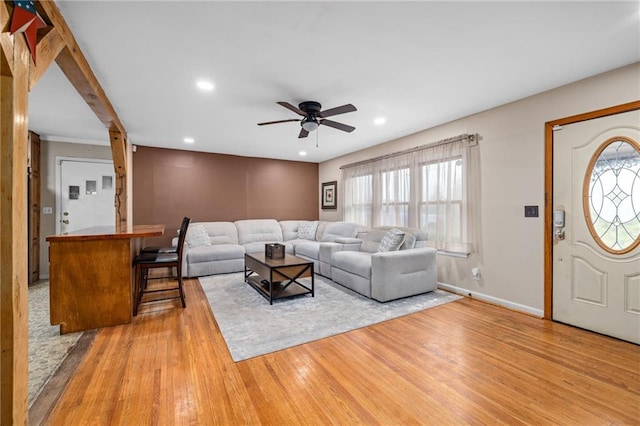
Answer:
[244,252,314,304]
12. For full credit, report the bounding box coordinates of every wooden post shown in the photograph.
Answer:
[109,129,128,231]
[0,34,30,425]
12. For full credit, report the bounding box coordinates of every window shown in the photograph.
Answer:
[341,135,478,254]
[419,157,463,246]
[381,168,410,226]
[343,173,373,227]
[584,136,640,254]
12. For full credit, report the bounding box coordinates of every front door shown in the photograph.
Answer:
[552,109,640,344]
[57,158,116,234]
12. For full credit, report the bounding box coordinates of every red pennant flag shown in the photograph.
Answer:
[9,1,46,65]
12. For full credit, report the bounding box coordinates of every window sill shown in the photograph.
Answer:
[437,250,469,258]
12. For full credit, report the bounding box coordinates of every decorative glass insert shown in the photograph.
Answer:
[69,185,79,200]
[86,180,97,195]
[584,136,640,254]
[102,175,113,190]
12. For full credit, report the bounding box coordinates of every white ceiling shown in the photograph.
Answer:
[28,1,640,163]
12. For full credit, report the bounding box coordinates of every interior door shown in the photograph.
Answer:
[552,109,640,344]
[58,159,116,234]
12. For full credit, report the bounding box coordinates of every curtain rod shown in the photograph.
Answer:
[340,133,476,170]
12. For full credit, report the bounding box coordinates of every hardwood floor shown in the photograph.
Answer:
[42,277,640,425]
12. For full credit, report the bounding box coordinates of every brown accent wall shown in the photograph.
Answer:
[133,146,318,245]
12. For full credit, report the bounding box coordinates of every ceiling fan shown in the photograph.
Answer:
[258,101,357,139]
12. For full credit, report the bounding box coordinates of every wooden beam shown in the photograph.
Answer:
[0,33,30,426]
[29,27,63,89]
[109,129,128,230]
[0,2,14,77]
[35,1,127,139]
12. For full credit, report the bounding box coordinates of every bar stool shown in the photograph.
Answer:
[139,216,190,254]
[133,217,190,315]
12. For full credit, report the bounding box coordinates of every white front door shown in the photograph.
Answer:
[57,158,116,234]
[552,109,640,344]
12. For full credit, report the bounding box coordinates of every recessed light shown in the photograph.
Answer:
[196,80,214,91]
[299,151,307,156]
[374,117,386,126]
[183,137,194,144]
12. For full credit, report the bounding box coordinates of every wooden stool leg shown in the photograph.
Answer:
[177,275,186,308]
[133,264,141,316]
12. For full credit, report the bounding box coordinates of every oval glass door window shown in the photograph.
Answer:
[583,136,640,254]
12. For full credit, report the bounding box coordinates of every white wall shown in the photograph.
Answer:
[319,62,640,315]
[39,141,112,278]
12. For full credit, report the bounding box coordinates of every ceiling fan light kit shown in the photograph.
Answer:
[301,118,319,132]
[258,100,357,139]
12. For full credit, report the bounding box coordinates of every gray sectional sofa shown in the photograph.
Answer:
[173,219,438,302]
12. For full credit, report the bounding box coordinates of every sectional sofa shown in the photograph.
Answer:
[173,219,438,302]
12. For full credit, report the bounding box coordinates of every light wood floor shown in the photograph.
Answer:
[41,276,639,425]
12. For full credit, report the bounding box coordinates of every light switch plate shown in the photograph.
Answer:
[524,205,538,217]
[42,206,53,215]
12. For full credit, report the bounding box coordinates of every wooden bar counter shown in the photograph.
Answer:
[46,224,164,334]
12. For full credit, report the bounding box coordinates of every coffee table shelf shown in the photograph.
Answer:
[244,253,314,304]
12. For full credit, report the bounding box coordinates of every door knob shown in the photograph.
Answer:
[62,219,69,224]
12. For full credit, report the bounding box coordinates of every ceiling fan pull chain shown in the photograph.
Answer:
[316,127,319,148]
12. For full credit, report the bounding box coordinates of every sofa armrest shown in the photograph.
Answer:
[370,247,438,302]
[318,242,345,264]
[334,237,363,251]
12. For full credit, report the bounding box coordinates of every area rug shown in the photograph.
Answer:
[28,281,82,407]
[199,273,462,362]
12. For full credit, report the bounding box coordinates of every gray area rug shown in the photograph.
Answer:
[200,273,462,362]
[28,281,82,407]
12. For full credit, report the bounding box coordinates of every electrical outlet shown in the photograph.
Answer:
[472,267,481,281]
[524,205,538,217]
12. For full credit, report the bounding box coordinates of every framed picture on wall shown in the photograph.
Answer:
[322,181,337,209]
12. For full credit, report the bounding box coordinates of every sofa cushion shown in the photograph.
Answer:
[377,228,405,252]
[186,224,212,248]
[357,229,388,253]
[374,226,425,249]
[279,220,301,241]
[315,221,329,241]
[187,244,244,263]
[297,221,319,240]
[294,240,321,259]
[321,222,360,242]
[331,251,373,279]
[200,221,238,245]
[235,219,283,245]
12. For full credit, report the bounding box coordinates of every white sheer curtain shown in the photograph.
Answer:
[341,134,480,254]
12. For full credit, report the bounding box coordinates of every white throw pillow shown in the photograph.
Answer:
[186,224,211,248]
[377,228,405,252]
[297,221,319,240]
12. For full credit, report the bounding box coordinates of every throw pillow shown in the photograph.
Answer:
[377,228,406,252]
[186,224,211,248]
[297,221,319,240]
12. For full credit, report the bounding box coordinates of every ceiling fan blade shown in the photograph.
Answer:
[318,104,357,118]
[277,101,306,116]
[298,128,309,139]
[257,118,301,126]
[320,119,355,133]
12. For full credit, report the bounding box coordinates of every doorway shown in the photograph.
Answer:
[55,157,116,234]
[545,102,640,344]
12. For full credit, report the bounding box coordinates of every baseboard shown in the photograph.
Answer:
[437,282,543,318]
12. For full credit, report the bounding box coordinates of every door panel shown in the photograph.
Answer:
[58,159,115,234]
[552,109,640,344]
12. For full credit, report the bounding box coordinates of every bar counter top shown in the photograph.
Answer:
[46,224,164,242]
